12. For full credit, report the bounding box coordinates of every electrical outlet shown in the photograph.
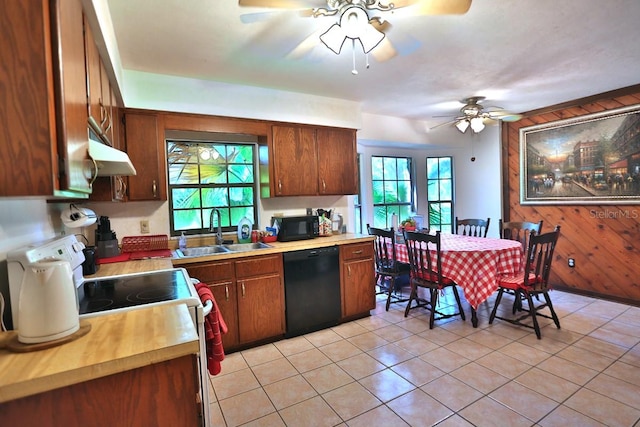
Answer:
[140,219,150,234]
[568,258,575,268]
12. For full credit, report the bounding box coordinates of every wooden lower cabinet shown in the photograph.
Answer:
[340,242,376,319]
[184,254,285,351]
[0,355,199,427]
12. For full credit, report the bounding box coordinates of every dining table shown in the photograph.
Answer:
[391,232,524,327]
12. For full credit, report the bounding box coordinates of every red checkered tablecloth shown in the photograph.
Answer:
[393,234,523,309]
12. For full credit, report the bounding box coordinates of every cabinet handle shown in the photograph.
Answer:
[88,157,98,186]
[322,178,326,192]
[99,100,107,127]
[348,266,351,277]
[152,180,157,198]
[119,176,127,198]
[352,250,363,255]
[225,285,229,301]
[278,179,282,193]
[241,282,246,298]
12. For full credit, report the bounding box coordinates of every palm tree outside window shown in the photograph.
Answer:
[371,156,414,229]
[167,137,258,237]
[426,156,454,233]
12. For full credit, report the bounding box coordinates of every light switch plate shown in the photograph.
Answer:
[140,219,150,234]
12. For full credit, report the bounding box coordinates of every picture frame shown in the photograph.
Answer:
[520,104,640,205]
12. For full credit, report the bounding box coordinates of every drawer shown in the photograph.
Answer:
[235,254,283,279]
[186,261,234,283]
[340,242,374,261]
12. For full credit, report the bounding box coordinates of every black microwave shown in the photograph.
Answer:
[272,215,319,242]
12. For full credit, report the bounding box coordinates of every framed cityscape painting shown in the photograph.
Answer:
[520,104,640,205]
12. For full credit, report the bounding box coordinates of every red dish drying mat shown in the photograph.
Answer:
[96,253,131,264]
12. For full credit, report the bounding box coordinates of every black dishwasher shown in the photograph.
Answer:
[283,246,341,338]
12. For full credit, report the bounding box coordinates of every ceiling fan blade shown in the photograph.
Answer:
[286,28,324,59]
[239,0,325,8]
[389,0,472,15]
[486,110,523,122]
[430,119,457,130]
[240,8,316,23]
[371,37,397,62]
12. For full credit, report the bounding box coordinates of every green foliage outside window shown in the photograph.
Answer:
[426,156,453,233]
[167,141,257,236]
[372,156,413,228]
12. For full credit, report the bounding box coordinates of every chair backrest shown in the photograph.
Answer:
[367,224,402,273]
[455,217,491,237]
[403,229,445,286]
[499,219,543,250]
[523,225,561,290]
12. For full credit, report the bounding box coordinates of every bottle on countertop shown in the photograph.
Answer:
[178,232,187,250]
[238,217,252,243]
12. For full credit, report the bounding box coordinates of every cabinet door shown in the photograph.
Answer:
[317,127,358,195]
[342,257,376,318]
[237,274,285,343]
[209,281,239,350]
[271,125,317,196]
[125,112,166,200]
[2,0,89,196]
[186,261,239,350]
[84,17,102,138]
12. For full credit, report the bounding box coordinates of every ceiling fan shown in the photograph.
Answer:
[431,96,523,133]
[239,0,472,70]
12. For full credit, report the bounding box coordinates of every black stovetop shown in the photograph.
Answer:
[78,269,192,315]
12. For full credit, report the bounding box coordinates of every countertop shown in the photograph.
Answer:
[0,304,199,403]
[171,232,374,266]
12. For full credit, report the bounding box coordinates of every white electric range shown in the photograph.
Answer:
[6,235,212,427]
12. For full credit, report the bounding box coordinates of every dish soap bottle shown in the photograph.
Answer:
[178,232,187,251]
[238,217,252,243]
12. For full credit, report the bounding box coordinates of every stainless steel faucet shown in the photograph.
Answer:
[209,208,223,245]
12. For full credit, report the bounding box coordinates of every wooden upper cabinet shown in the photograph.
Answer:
[0,0,91,197]
[317,127,358,195]
[271,125,318,196]
[270,125,357,197]
[125,112,167,201]
[84,17,114,146]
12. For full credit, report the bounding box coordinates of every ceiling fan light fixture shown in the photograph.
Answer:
[320,24,347,54]
[470,117,485,133]
[320,5,385,56]
[456,119,470,133]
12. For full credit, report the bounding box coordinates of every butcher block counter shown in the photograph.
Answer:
[0,303,198,404]
[172,232,374,266]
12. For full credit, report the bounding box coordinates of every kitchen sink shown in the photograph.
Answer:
[174,242,272,258]
[223,242,272,252]
[175,245,231,258]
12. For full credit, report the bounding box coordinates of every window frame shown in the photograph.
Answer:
[371,155,415,229]
[166,134,259,237]
[426,156,454,233]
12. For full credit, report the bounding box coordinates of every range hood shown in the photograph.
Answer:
[88,138,137,176]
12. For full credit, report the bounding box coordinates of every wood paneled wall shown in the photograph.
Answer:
[502,86,640,305]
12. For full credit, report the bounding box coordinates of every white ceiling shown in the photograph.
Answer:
[106,0,640,129]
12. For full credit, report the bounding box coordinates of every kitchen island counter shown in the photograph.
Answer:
[0,303,198,404]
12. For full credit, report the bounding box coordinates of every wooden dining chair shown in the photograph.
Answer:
[499,219,543,250]
[403,230,466,329]
[367,225,411,311]
[455,217,490,237]
[499,219,544,311]
[489,225,561,339]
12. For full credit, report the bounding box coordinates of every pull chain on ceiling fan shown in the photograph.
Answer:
[239,0,472,72]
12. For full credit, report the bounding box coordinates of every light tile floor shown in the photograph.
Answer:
[207,288,640,426]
